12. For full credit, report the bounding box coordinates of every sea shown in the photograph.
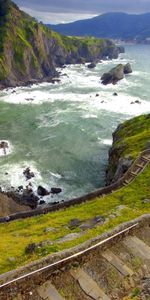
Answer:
[0,44,150,203]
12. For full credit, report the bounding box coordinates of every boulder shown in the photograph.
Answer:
[51,187,62,194]
[124,63,132,74]
[0,141,8,149]
[37,185,49,196]
[68,218,81,229]
[23,167,35,180]
[101,64,124,85]
[39,200,45,205]
[87,62,96,69]
[113,92,118,96]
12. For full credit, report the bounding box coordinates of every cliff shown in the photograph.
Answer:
[0,0,122,89]
[106,114,150,184]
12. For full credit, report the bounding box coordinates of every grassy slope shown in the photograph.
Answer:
[0,114,149,274]
[113,114,150,159]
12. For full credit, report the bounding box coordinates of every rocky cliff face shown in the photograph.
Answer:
[106,114,150,185]
[0,1,123,89]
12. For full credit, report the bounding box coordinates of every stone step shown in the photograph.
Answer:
[123,236,150,260]
[37,281,65,300]
[141,156,150,162]
[70,268,110,300]
[102,250,134,277]
[135,163,144,168]
[129,171,138,176]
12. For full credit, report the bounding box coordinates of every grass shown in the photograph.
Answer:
[0,162,149,274]
[113,114,150,159]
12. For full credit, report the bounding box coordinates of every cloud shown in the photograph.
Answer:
[20,7,97,24]
[14,0,150,23]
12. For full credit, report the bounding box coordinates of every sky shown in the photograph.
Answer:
[14,0,150,24]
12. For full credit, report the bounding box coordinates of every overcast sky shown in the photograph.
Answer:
[14,0,150,24]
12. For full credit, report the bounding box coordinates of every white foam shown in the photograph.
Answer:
[100,139,112,145]
[50,172,62,179]
[0,63,150,118]
[0,161,42,191]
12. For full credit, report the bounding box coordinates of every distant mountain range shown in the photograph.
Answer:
[47,12,150,42]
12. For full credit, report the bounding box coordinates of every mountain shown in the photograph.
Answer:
[48,12,150,42]
[0,1,122,89]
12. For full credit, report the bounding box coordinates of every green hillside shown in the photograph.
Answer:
[0,0,120,88]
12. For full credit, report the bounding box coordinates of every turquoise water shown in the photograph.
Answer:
[0,44,150,202]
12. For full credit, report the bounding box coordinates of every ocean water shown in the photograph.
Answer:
[0,44,150,202]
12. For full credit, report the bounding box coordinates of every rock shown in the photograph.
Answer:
[95,93,99,97]
[0,141,8,149]
[101,64,124,85]
[44,227,56,233]
[51,187,62,194]
[80,216,105,230]
[0,141,9,155]
[142,199,150,204]
[131,100,141,104]
[22,190,39,208]
[124,63,132,74]
[112,156,133,183]
[23,167,35,180]
[69,218,81,229]
[113,92,118,96]
[25,243,37,254]
[39,200,45,205]
[117,46,125,54]
[8,257,16,263]
[87,62,96,69]
[37,186,49,196]
[57,233,81,243]
[18,185,23,192]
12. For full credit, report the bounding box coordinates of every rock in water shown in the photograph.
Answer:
[37,186,49,196]
[101,64,124,85]
[51,187,62,194]
[87,62,96,69]
[124,63,132,74]
[101,63,132,85]
[23,168,35,180]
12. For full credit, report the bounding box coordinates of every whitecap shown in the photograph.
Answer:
[99,139,112,145]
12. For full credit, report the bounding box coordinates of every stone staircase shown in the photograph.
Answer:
[34,226,150,300]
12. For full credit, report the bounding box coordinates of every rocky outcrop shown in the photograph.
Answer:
[106,114,150,185]
[101,63,132,85]
[0,1,124,89]
[124,63,132,74]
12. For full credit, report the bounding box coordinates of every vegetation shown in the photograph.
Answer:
[113,114,150,159]
[0,114,149,274]
[0,0,118,87]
